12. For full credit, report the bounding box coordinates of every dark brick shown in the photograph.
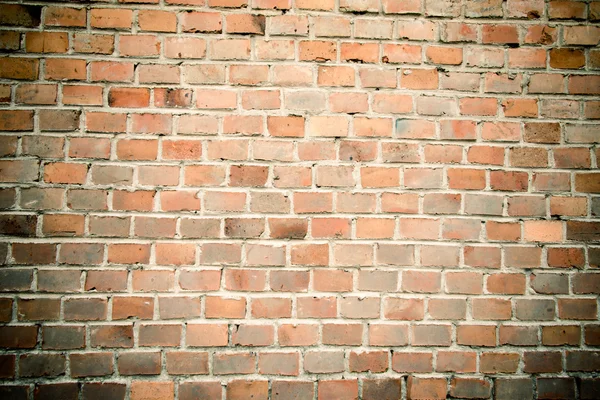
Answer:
[19,353,66,377]
[0,385,30,400]
[179,381,222,400]
[494,378,533,400]
[449,377,491,399]
[0,214,37,236]
[537,378,576,400]
[70,352,114,377]
[0,325,38,348]
[0,4,41,27]
[271,381,313,400]
[566,351,600,372]
[0,354,15,378]
[362,378,402,400]
[34,383,78,400]
[12,243,57,265]
[82,383,126,400]
[117,352,161,375]
[524,351,562,373]
[580,378,600,400]
[567,221,600,242]
[0,269,32,292]
[42,325,85,350]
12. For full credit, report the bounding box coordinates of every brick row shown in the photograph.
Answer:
[1,341,600,376]
[2,376,599,400]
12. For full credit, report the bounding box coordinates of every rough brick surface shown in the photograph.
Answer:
[0,0,599,398]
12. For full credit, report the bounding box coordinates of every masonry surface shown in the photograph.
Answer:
[0,0,599,399]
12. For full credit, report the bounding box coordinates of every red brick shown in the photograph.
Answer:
[108,87,149,108]
[64,298,107,321]
[420,245,460,266]
[90,9,132,29]
[296,0,334,9]
[323,322,363,345]
[139,323,181,347]
[392,351,433,373]
[407,377,447,400]
[227,380,268,400]
[426,46,463,65]
[113,297,154,320]
[118,352,161,375]
[210,39,251,60]
[270,270,309,292]
[381,194,419,214]
[37,270,79,293]
[488,273,526,294]
[449,378,492,399]
[559,298,598,320]
[299,40,337,62]
[499,325,538,346]
[424,144,461,164]
[16,84,57,104]
[258,352,299,376]
[206,296,246,318]
[457,324,496,347]
[271,381,314,400]
[45,58,86,80]
[138,10,176,32]
[279,324,318,346]
[201,243,242,264]
[44,6,84,27]
[159,296,201,319]
[437,351,477,373]
[181,12,222,33]
[71,353,113,377]
[33,383,77,400]
[0,326,38,348]
[187,324,228,347]
[446,271,483,294]
[132,270,175,292]
[361,69,397,89]
[0,110,34,131]
[349,351,388,373]
[86,111,127,132]
[224,269,266,292]
[17,298,60,321]
[179,269,221,291]
[361,167,400,188]
[297,296,336,318]
[179,382,222,400]
[0,58,39,80]
[313,269,351,292]
[480,352,520,374]
[19,354,66,377]
[472,298,511,320]
[341,42,379,63]
[384,298,424,320]
[318,380,358,400]
[130,382,173,399]
[12,243,56,265]
[85,270,127,292]
[429,298,466,320]
[138,65,179,84]
[251,297,291,318]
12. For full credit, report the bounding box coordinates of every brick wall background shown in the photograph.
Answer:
[0,0,599,399]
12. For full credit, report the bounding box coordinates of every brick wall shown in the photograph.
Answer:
[0,0,599,398]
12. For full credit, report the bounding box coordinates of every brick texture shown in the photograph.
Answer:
[0,0,599,398]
